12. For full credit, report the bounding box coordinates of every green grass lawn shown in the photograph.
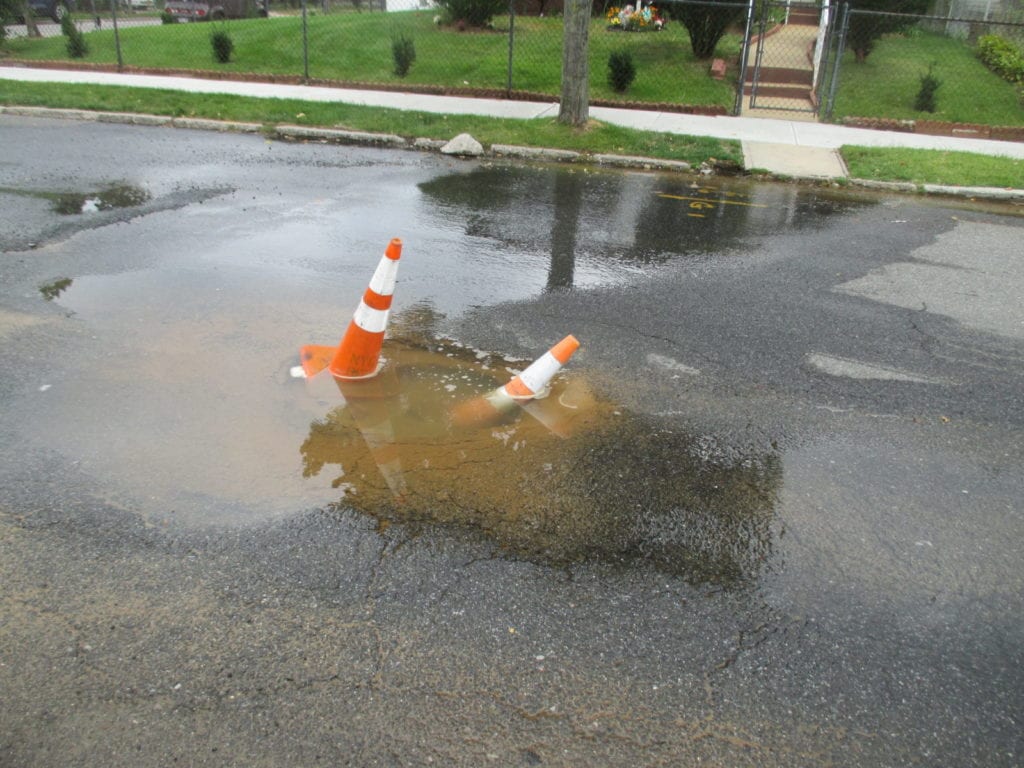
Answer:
[0,79,743,165]
[832,30,1024,126]
[1,12,740,107]
[841,145,1024,188]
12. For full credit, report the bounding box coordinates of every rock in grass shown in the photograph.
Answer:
[441,133,484,157]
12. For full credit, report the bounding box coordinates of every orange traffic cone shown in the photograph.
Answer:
[299,238,403,380]
[451,335,580,428]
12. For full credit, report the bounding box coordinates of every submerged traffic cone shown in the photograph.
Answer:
[451,335,580,428]
[299,238,403,380]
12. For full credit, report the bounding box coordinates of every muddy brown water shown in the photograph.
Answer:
[300,339,780,584]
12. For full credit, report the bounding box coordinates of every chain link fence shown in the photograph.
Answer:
[2,0,1023,133]
[820,6,1024,134]
[1,0,751,111]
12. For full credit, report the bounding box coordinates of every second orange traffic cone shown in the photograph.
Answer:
[300,238,403,380]
[451,335,580,428]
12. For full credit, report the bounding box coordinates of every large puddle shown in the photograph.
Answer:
[23,283,780,583]
[10,167,855,583]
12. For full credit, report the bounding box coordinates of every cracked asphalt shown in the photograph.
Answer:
[1,115,1022,767]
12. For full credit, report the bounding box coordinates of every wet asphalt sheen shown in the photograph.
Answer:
[1,115,1022,767]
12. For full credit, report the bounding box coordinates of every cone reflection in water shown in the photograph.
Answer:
[451,335,580,429]
[521,376,596,439]
[299,238,403,381]
[335,367,408,502]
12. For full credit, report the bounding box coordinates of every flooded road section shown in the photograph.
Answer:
[6,144,848,563]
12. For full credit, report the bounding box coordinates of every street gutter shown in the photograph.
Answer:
[2,105,1021,201]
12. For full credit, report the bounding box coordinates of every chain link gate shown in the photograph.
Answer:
[747,0,833,114]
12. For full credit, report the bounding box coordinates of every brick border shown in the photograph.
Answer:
[841,115,1024,144]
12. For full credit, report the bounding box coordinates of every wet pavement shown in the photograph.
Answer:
[1,114,1023,767]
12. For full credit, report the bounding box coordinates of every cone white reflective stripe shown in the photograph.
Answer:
[352,300,390,334]
[508,351,564,398]
[367,253,400,297]
[351,247,399,333]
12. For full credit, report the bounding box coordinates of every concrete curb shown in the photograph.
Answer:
[491,144,582,163]
[846,177,1024,200]
[848,179,919,194]
[172,117,263,133]
[2,105,1021,201]
[921,183,1024,200]
[275,123,406,146]
[594,154,692,173]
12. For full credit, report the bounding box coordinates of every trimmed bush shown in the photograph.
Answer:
[60,13,88,58]
[914,63,941,112]
[160,10,176,23]
[434,0,504,28]
[664,2,746,60]
[211,29,233,63]
[977,34,1024,84]
[845,0,930,63]
[607,50,636,93]
[0,0,16,34]
[392,34,415,77]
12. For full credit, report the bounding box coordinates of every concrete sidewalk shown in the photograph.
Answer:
[2,65,1023,182]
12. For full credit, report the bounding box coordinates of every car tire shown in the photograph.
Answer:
[210,9,224,18]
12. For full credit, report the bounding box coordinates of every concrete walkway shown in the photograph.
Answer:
[2,65,1023,182]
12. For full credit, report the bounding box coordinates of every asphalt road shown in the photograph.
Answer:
[1,115,1022,767]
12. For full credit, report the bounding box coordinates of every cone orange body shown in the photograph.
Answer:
[300,238,402,380]
[451,335,580,428]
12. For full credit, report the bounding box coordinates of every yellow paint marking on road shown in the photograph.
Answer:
[659,194,768,208]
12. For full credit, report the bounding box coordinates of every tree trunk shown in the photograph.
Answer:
[22,0,42,37]
[558,0,590,127]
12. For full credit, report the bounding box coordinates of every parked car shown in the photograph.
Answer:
[164,0,267,21]
[21,0,75,23]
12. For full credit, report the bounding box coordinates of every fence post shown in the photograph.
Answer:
[301,0,310,81]
[823,2,850,121]
[733,0,756,116]
[507,0,515,94]
[111,0,123,70]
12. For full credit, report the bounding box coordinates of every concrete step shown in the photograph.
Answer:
[743,83,814,100]
[743,66,813,87]
[787,8,821,25]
